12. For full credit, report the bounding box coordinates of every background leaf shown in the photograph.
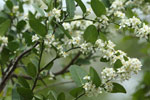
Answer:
[66,0,76,18]
[111,83,126,93]
[69,65,87,86]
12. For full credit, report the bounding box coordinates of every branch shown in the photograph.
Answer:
[0,41,39,93]
[54,52,81,76]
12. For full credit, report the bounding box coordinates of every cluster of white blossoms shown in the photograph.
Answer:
[95,15,109,29]
[0,36,8,46]
[47,8,61,21]
[82,39,142,96]
[83,76,103,97]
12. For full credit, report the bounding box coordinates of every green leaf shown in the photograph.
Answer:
[101,0,111,7]
[0,19,11,36]
[6,0,13,10]
[17,20,26,33]
[54,21,71,39]
[91,0,106,17]
[18,77,30,88]
[1,48,10,63]
[8,41,19,51]
[90,67,101,87]
[100,57,110,62]
[29,13,47,37]
[26,63,37,78]
[114,59,123,70]
[83,25,98,44]
[111,83,126,93]
[143,71,150,85]
[66,0,76,18]
[33,4,45,16]
[75,0,86,13]
[23,32,32,45]
[57,92,65,100]
[44,60,54,70]
[69,87,84,97]
[69,65,87,86]
[12,88,21,100]
[17,87,34,100]
[125,8,135,18]
[48,91,56,100]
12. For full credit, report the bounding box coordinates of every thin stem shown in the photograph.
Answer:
[74,93,85,100]
[32,41,44,91]
[54,52,81,76]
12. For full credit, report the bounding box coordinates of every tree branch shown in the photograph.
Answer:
[0,41,39,93]
[54,52,81,76]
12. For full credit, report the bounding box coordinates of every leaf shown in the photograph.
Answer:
[12,88,21,100]
[44,60,54,70]
[48,91,56,100]
[143,71,150,85]
[26,63,37,78]
[6,0,13,10]
[33,4,45,16]
[83,25,98,44]
[114,59,123,70]
[17,87,34,100]
[111,83,126,93]
[17,20,26,33]
[101,0,111,8]
[69,65,88,86]
[1,48,10,63]
[90,67,101,87]
[29,13,47,37]
[57,92,65,100]
[91,0,106,17]
[23,32,32,45]
[100,57,110,62]
[54,21,71,39]
[0,19,11,36]
[75,0,86,13]
[8,41,19,51]
[18,77,30,88]
[69,87,84,97]
[125,8,135,18]
[66,0,76,18]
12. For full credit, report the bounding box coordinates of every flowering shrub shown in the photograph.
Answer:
[0,0,149,99]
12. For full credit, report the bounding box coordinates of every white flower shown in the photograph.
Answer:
[110,0,124,10]
[101,68,116,81]
[32,34,39,42]
[129,16,141,28]
[48,8,61,21]
[85,8,92,16]
[114,11,125,18]
[95,39,105,48]
[13,6,19,13]
[104,82,113,92]
[83,76,91,80]
[62,23,71,30]
[136,23,150,39]
[0,36,8,46]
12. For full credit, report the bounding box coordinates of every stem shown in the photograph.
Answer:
[32,41,44,91]
[74,93,85,100]
[54,52,81,76]
[0,41,39,93]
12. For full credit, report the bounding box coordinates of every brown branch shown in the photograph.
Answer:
[0,41,39,93]
[54,52,81,76]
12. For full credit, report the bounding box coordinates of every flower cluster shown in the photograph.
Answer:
[0,36,8,46]
[47,8,61,21]
[83,76,103,97]
[82,39,142,95]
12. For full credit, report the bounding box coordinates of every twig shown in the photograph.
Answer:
[74,93,85,100]
[0,41,39,93]
[54,52,81,76]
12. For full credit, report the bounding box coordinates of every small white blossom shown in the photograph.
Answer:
[83,76,91,80]
[0,36,8,46]
[32,34,39,42]
[114,11,125,18]
[101,68,116,81]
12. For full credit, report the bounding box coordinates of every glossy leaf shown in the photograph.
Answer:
[75,0,86,13]
[111,83,126,93]
[18,77,30,88]
[66,0,76,18]
[26,63,37,78]
[57,92,65,100]
[114,59,123,70]
[90,67,101,87]
[69,87,84,97]
[0,19,11,36]
[91,0,106,17]
[69,65,87,86]
[83,25,98,44]
[100,57,110,62]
